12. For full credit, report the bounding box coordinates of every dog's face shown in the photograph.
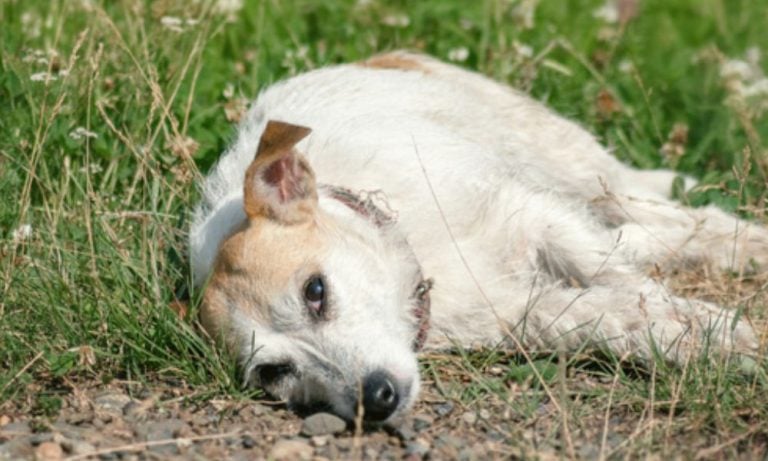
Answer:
[201,121,427,423]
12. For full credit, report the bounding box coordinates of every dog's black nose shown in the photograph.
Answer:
[362,370,400,422]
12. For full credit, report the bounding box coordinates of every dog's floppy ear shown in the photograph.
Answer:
[243,120,315,224]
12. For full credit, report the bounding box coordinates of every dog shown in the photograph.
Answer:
[189,51,765,424]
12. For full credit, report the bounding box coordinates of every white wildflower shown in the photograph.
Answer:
[721,59,756,81]
[161,16,184,32]
[513,41,533,58]
[214,0,243,14]
[618,59,634,73]
[381,13,410,28]
[69,127,98,140]
[223,83,235,99]
[447,47,469,63]
[12,224,33,243]
[742,79,768,98]
[593,0,619,23]
[30,72,56,82]
[79,163,103,174]
[282,46,311,74]
[21,12,41,38]
[720,46,768,115]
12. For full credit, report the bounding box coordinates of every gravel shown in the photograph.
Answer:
[300,412,346,436]
[0,379,604,459]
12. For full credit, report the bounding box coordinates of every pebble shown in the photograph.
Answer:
[393,423,417,441]
[66,412,92,425]
[268,439,314,460]
[434,401,454,417]
[405,438,430,458]
[310,435,328,447]
[0,415,11,426]
[30,432,54,445]
[412,414,433,432]
[479,409,490,420]
[0,421,31,435]
[436,434,465,449]
[142,419,188,456]
[94,393,132,414]
[300,412,346,436]
[242,434,257,449]
[459,447,479,461]
[462,411,477,425]
[34,442,63,461]
[66,440,97,456]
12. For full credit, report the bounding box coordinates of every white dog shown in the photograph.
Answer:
[189,51,764,423]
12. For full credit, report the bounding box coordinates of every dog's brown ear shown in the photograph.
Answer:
[243,120,315,224]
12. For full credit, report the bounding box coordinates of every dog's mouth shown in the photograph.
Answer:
[255,365,416,424]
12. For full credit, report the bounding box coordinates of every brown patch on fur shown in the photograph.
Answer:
[359,52,429,73]
[201,219,325,348]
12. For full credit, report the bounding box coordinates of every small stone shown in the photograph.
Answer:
[459,447,478,461]
[66,412,92,425]
[479,409,490,420]
[433,401,454,417]
[393,422,416,441]
[300,412,346,436]
[241,433,257,449]
[67,441,96,456]
[30,433,54,445]
[35,442,63,461]
[436,434,464,449]
[0,415,11,426]
[310,435,327,447]
[405,438,430,458]
[412,414,433,432]
[1,421,30,435]
[141,419,188,456]
[269,439,314,460]
[94,393,132,413]
[249,403,268,416]
[462,411,477,425]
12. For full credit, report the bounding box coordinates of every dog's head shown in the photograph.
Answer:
[201,120,429,423]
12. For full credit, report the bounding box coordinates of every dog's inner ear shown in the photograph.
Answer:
[244,120,315,224]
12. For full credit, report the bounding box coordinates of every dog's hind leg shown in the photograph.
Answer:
[428,188,758,361]
[503,276,757,361]
[591,193,768,273]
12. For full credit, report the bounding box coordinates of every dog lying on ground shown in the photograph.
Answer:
[189,51,765,424]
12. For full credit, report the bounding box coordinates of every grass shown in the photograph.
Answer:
[1,0,768,457]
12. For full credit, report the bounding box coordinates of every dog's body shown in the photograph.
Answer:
[190,51,764,423]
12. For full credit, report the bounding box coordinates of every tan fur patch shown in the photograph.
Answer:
[201,218,324,348]
[359,52,428,73]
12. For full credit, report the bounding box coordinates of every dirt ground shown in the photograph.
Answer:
[0,375,624,461]
[3,368,765,461]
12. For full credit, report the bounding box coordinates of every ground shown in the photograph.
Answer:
[2,0,768,459]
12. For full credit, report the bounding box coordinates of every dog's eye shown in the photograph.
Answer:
[304,275,326,318]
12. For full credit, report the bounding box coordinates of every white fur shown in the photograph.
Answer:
[190,52,764,420]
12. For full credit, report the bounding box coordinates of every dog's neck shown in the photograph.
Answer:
[322,185,431,351]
